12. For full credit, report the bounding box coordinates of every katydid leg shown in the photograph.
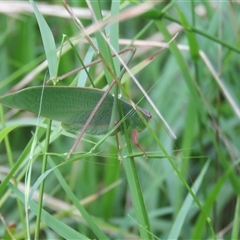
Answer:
[132,129,147,157]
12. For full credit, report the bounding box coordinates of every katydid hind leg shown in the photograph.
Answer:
[132,129,147,158]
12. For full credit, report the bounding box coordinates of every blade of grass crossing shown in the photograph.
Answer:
[0,127,46,200]
[162,14,240,54]
[119,106,152,239]
[48,158,109,239]
[34,120,52,240]
[90,1,117,86]
[101,1,121,220]
[28,2,58,238]
[109,1,120,75]
[90,1,121,135]
[168,160,211,239]
[156,19,240,194]
[177,6,200,60]
[155,19,217,237]
[9,183,89,239]
[191,162,239,239]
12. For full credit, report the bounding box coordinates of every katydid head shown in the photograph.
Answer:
[132,107,152,132]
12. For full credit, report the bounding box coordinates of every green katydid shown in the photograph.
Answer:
[0,86,151,156]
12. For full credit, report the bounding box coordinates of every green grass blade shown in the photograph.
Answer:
[231,195,240,240]
[48,158,109,239]
[30,0,57,78]
[168,160,211,239]
[0,126,46,201]
[122,157,153,239]
[177,6,200,60]
[120,105,152,239]
[191,162,239,239]
[9,183,90,239]
[162,14,240,54]
[90,1,117,85]
[34,120,52,240]
[0,124,21,143]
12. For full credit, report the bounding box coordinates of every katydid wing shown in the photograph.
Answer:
[0,86,151,151]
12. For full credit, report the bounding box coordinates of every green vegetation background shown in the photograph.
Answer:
[0,1,239,239]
